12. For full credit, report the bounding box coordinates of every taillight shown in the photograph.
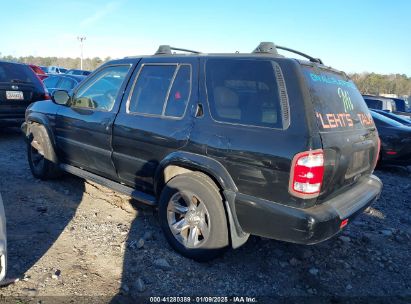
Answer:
[40,82,51,100]
[43,92,51,100]
[386,151,397,155]
[289,149,324,199]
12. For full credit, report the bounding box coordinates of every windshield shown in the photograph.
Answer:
[302,66,374,131]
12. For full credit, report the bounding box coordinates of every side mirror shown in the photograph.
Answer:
[53,90,70,105]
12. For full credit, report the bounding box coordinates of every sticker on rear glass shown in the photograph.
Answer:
[309,73,356,89]
[316,87,373,129]
[338,88,354,113]
[316,112,373,129]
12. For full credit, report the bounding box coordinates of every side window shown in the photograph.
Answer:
[128,64,192,118]
[71,65,130,111]
[206,59,283,129]
[164,65,191,117]
[128,65,176,115]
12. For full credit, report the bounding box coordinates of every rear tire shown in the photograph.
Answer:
[27,124,61,180]
[159,172,229,261]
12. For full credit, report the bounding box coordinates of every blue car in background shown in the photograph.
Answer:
[43,74,86,95]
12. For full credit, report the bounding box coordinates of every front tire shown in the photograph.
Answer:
[27,124,61,180]
[159,172,229,261]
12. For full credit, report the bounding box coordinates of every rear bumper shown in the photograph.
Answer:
[235,175,382,244]
[0,118,25,127]
[0,112,25,127]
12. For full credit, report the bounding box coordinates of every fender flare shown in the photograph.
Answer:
[154,151,249,248]
[24,113,58,164]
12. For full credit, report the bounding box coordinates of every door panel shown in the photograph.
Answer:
[112,58,198,193]
[55,64,135,180]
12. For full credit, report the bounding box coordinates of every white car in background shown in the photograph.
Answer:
[43,66,67,74]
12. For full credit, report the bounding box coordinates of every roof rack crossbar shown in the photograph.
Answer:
[155,45,201,55]
[276,45,323,64]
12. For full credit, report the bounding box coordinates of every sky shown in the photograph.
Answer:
[1,0,410,75]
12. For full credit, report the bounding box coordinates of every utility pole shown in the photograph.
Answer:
[77,36,86,70]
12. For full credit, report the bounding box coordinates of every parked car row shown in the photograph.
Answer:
[363,94,411,118]
[361,95,411,166]
[41,66,91,76]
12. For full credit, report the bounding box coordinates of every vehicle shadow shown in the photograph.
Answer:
[0,128,84,286]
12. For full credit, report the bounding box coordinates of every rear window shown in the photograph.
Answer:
[206,59,283,129]
[364,98,383,110]
[303,66,374,131]
[0,62,38,84]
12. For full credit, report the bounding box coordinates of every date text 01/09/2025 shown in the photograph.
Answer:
[149,296,257,303]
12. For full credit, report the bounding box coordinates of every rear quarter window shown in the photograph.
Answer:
[303,66,374,131]
[206,59,285,129]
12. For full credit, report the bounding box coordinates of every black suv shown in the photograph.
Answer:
[0,61,50,127]
[22,43,382,260]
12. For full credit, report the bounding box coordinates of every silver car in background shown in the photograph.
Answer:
[0,194,6,281]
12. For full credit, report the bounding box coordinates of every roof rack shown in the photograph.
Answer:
[155,45,201,55]
[276,45,323,64]
[252,42,279,55]
[252,42,323,64]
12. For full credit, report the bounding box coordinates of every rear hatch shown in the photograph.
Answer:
[0,62,46,119]
[302,65,379,201]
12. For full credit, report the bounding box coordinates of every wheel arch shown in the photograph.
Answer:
[154,151,249,248]
[154,151,237,197]
[24,113,58,164]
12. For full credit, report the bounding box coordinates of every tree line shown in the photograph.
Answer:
[0,54,111,71]
[349,73,410,97]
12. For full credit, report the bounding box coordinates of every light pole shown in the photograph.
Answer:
[77,36,86,70]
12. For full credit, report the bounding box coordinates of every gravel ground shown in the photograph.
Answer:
[0,128,410,303]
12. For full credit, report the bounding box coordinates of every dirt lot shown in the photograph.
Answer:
[0,128,410,302]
